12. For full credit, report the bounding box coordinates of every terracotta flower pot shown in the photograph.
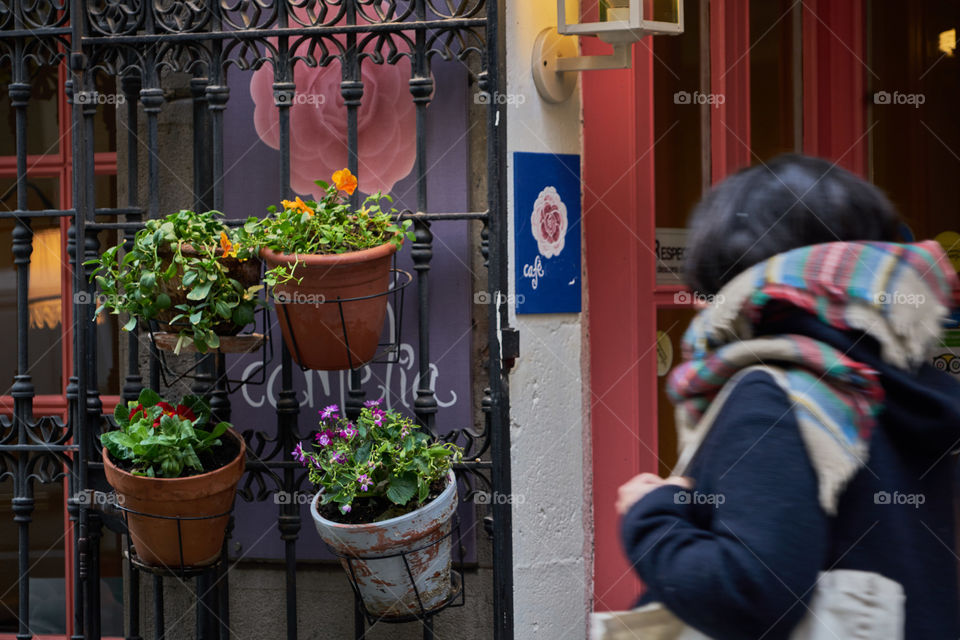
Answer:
[310,472,458,619]
[261,242,396,371]
[102,429,246,568]
[157,245,262,335]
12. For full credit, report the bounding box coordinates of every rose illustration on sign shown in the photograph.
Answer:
[249,8,419,198]
[530,186,568,258]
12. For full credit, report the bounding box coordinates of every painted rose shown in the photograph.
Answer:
[249,11,418,198]
[530,186,568,258]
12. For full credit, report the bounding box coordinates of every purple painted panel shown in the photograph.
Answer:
[220,60,474,560]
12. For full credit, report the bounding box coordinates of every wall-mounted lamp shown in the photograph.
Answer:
[533,0,684,103]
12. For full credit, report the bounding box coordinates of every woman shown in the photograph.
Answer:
[617,155,960,639]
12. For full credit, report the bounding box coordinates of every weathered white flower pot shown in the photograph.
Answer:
[310,471,458,619]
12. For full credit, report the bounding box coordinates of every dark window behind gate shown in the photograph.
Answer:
[0,1,513,638]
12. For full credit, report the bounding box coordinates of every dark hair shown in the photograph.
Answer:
[683,154,901,295]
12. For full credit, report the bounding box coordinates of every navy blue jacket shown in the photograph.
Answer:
[621,312,960,639]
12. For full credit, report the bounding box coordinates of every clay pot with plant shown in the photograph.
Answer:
[250,169,414,371]
[294,401,463,619]
[87,209,263,355]
[101,389,246,568]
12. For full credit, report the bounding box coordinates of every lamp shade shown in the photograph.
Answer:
[558,0,683,43]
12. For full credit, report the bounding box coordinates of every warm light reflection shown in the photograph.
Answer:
[27,227,61,329]
[939,28,956,57]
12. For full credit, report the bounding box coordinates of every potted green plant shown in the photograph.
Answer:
[101,389,246,568]
[297,400,463,618]
[87,209,263,355]
[251,168,414,370]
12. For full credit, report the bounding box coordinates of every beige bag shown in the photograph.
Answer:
[593,367,907,639]
[590,569,905,639]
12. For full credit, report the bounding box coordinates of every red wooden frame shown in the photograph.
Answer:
[710,0,751,183]
[584,0,867,612]
[582,36,656,611]
[802,0,867,175]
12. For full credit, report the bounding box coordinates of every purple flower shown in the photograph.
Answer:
[319,404,340,420]
[331,452,346,465]
[357,474,372,492]
[341,504,352,514]
[315,430,333,447]
[342,424,357,439]
[363,399,381,408]
[291,442,307,466]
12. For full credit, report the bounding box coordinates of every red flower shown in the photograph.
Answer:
[153,402,197,428]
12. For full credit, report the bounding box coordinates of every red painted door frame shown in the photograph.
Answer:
[802,0,867,175]
[582,35,656,611]
[584,0,866,611]
[711,0,751,183]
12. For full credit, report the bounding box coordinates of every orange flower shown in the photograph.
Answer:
[282,197,313,216]
[332,168,358,196]
[219,231,237,258]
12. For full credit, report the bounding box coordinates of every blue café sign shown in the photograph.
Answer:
[513,151,582,314]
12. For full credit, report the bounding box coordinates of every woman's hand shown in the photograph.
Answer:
[616,473,693,515]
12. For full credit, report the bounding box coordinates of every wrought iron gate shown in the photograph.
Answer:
[0,1,513,638]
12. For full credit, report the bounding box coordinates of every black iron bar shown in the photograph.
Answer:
[77,20,486,46]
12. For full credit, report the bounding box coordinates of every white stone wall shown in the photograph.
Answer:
[506,1,589,638]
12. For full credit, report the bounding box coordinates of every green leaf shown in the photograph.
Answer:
[113,401,131,428]
[138,388,161,407]
[355,441,372,465]
[122,317,137,332]
[155,293,171,310]
[186,279,212,300]
[385,473,417,506]
[101,431,135,461]
[207,421,229,441]
[160,456,182,478]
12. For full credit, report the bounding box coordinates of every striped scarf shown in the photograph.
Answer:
[667,241,959,513]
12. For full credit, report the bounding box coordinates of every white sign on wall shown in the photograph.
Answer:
[655,227,688,286]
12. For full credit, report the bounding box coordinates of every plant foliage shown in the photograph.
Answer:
[102,389,231,479]
[294,401,462,520]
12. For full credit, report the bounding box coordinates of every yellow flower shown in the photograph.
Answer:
[219,231,238,258]
[282,197,313,216]
[332,168,358,196]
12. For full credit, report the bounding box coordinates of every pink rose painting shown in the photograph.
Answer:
[530,186,568,258]
[249,17,418,198]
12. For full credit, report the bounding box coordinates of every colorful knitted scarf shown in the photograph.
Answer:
[667,241,959,513]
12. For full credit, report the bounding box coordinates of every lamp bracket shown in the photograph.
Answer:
[532,27,632,104]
